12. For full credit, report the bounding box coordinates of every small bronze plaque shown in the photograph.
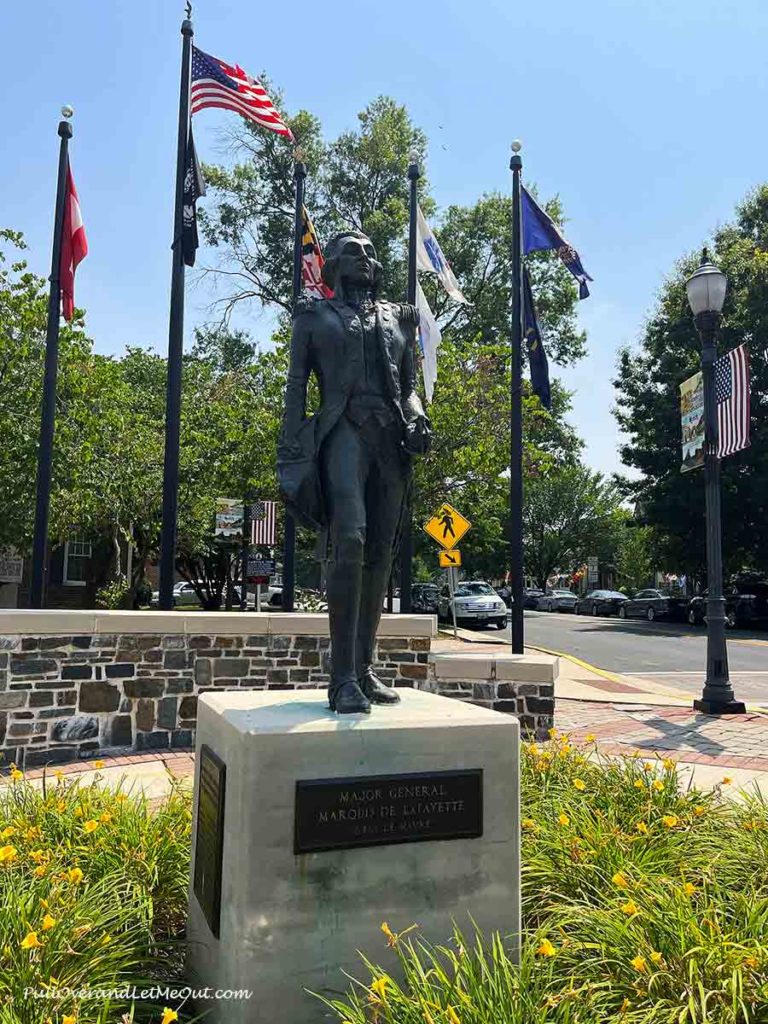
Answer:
[193,744,226,937]
[295,769,483,853]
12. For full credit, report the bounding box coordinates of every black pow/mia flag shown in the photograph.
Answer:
[181,126,206,267]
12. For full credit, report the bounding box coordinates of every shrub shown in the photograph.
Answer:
[323,735,768,1023]
[0,766,191,1022]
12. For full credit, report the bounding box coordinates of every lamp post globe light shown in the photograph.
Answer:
[686,250,745,714]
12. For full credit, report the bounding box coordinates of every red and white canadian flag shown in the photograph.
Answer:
[59,163,87,321]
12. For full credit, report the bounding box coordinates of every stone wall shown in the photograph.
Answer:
[0,611,434,769]
[418,651,557,740]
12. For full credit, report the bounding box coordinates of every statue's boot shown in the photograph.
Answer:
[356,558,401,705]
[326,543,371,715]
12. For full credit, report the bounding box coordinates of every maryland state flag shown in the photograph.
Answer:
[301,206,333,298]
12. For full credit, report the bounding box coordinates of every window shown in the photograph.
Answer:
[63,537,92,586]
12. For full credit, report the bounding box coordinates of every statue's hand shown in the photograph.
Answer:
[403,415,432,456]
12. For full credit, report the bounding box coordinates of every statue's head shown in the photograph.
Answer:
[321,230,383,296]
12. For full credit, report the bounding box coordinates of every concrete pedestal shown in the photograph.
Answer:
[186,689,520,1024]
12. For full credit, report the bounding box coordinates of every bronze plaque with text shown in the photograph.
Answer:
[295,769,483,853]
[193,744,226,937]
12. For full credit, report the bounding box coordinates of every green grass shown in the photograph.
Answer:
[3,736,768,1023]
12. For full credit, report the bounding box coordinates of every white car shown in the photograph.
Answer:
[438,581,508,629]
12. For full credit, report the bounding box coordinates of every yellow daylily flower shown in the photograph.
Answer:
[29,849,45,864]
[369,976,389,1003]
[67,867,84,884]
[160,1010,178,1024]
[635,821,649,835]
[612,871,629,889]
[621,900,639,916]
[650,951,663,964]
[62,1016,76,1024]
[642,762,653,772]
[573,779,586,791]
[42,914,57,931]
[10,767,24,782]
[380,922,397,948]
[83,820,99,834]
[1,826,16,839]
[683,882,697,896]
[558,813,570,827]
[93,760,105,769]
[585,733,596,743]
[73,807,83,818]
[99,812,112,823]
[633,780,645,790]
[0,845,18,864]
[536,938,557,957]
[630,955,647,973]
[34,865,47,878]
[663,758,676,770]
[21,931,42,949]
[722,776,733,785]
[521,818,536,830]
[652,780,664,792]
[662,814,679,828]
[56,801,66,812]
[694,805,706,816]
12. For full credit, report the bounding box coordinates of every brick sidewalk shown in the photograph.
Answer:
[557,698,768,772]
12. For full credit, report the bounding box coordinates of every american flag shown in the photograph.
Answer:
[715,344,750,458]
[250,500,277,546]
[190,46,294,141]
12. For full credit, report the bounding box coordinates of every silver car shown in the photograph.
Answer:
[537,589,578,612]
[438,581,508,629]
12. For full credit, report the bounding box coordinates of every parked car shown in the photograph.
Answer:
[411,584,440,614]
[150,580,202,608]
[688,578,768,629]
[438,581,508,629]
[618,589,688,622]
[575,590,628,617]
[536,589,578,613]
[523,587,545,610]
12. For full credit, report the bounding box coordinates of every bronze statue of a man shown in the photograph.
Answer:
[278,230,431,714]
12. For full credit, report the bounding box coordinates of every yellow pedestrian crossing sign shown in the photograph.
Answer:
[439,549,462,568]
[423,502,472,550]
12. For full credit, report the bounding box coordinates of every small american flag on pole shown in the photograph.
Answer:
[190,46,294,140]
[715,343,750,458]
[250,500,277,546]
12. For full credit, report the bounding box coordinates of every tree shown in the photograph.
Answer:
[199,97,590,585]
[614,186,768,580]
[523,464,622,589]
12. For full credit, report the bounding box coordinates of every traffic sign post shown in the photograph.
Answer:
[447,565,458,639]
[423,503,472,550]
[439,549,462,568]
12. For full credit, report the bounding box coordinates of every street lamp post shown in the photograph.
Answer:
[685,251,745,715]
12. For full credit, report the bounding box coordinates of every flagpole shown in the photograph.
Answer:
[29,110,74,609]
[399,151,420,615]
[282,149,306,613]
[509,141,525,653]
[158,12,194,611]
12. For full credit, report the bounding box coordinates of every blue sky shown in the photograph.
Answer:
[3,0,767,476]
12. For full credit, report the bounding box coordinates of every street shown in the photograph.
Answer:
[463,609,768,704]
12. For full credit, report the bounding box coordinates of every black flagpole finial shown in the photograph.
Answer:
[185,1,192,18]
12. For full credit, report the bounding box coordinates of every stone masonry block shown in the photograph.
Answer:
[124,679,165,699]
[79,681,121,713]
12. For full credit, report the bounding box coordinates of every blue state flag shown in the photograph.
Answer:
[523,268,551,410]
[522,187,592,299]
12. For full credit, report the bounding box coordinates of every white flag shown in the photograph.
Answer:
[416,205,469,304]
[416,281,442,403]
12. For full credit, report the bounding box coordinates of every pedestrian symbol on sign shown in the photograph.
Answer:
[423,503,472,550]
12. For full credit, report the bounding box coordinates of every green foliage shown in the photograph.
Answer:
[0,768,191,1022]
[323,739,768,1023]
[524,463,623,588]
[614,521,657,594]
[614,185,768,580]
